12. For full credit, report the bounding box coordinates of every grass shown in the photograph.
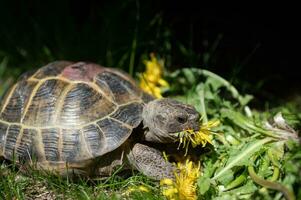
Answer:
[0,161,165,200]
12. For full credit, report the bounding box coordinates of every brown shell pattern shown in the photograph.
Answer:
[0,61,146,165]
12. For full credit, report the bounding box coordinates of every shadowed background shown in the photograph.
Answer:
[0,0,300,106]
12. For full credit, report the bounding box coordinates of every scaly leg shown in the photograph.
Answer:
[127,143,176,180]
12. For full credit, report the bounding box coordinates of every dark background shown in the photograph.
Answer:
[0,0,300,105]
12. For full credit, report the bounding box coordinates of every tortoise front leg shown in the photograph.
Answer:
[127,143,176,180]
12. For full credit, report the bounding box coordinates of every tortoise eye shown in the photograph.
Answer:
[176,116,187,124]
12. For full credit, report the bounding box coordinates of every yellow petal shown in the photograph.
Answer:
[153,87,163,98]
[204,119,220,129]
[160,178,174,186]
[138,186,150,192]
[160,159,200,200]
[162,188,178,197]
[147,74,160,83]
[158,78,170,87]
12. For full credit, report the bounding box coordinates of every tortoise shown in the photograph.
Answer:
[0,61,200,180]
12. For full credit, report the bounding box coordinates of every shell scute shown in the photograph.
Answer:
[61,129,80,162]
[41,128,60,162]
[96,118,132,154]
[33,61,72,79]
[61,62,104,82]
[82,124,106,157]
[0,81,36,123]
[0,122,8,155]
[110,102,143,127]
[23,79,68,126]
[4,124,21,160]
[16,128,35,162]
[95,71,141,104]
[59,83,116,127]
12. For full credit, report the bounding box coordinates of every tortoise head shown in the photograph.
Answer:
[142,98,200,143]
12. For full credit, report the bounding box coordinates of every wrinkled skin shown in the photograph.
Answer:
[142,98,200,143]
[124,98,200,180]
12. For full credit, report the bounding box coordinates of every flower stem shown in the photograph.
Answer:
[198,88,208,123]
[224,173,247,191]
[248,165,295,200]
[270,166,280,182]
[201,70,240,103]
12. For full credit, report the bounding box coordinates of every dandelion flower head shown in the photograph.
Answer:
[160,159,200,200]
[139,53,169,98]
[177,119,220,155]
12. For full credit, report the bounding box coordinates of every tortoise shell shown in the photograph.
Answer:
[0,61,150,167]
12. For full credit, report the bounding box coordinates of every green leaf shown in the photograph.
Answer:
[216,169,234,185]
[212,138,274,180]
[238,95,253,106]
[222,181,257,196]
[225,173,247,191]
[182,68,197,85]
[198,176,211,195]
[205,77,224,91]
[267,141,285,167]
[257,153,272,178]
[221,109,275,137]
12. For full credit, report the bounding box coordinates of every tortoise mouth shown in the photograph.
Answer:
[170,124,200,138]
[179,123,200,132]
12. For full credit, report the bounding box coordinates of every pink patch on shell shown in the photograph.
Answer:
[61,62,105,82]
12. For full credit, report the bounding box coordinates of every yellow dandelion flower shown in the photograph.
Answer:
[160,160,200,200]
[123,185,150,196]
[137,185,150,192]
[162,187,178,199]
[177,119,220,155]
[139,53,169,98]
[161,178,174,186]
[158,78,170,87]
